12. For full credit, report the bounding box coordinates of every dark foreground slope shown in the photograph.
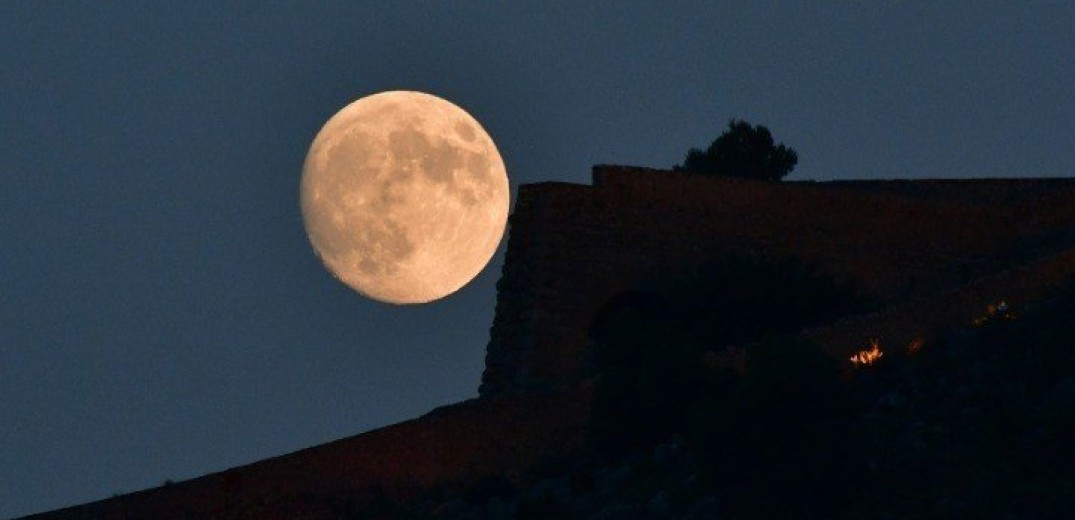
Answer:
[20,391,590,520]
[421,279,1075,519]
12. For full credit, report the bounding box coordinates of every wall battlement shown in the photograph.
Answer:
[480,166,1075,397]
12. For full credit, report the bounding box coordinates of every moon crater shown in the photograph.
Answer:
[300,91,509,304]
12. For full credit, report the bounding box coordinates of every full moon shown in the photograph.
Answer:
[300,91,509,304]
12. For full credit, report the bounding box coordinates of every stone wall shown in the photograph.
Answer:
[480,165,1075,397]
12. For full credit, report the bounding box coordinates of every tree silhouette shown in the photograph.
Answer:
[674,119,798,181]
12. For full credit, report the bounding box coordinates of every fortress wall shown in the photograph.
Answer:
[824,177,1075,206]
[804,247,1075,360]
[480,166,1075,397]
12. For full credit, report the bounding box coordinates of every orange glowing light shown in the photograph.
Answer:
[850,339,884,367]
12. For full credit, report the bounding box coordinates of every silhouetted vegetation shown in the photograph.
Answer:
[585,289,718,456]
[586,254,869,458]
[576,262,1075,518]
[674,119,798,180]
[692,336,861,518]
[843,278,1075,518]
[323,275,1075,518]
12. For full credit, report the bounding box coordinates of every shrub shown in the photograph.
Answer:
[689,336,859,519]
[585,254,868,459]
[674,119,798,181]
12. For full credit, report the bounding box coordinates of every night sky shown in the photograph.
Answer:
[2,3,1073,517]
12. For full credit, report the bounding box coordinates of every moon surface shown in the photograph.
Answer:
[300,91,509,304]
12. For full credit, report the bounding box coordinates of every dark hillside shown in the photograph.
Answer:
[423,278,1075,519]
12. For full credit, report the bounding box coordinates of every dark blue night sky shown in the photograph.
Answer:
[2,2,1073,517]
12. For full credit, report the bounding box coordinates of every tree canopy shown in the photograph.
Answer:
[674,119,798,181]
